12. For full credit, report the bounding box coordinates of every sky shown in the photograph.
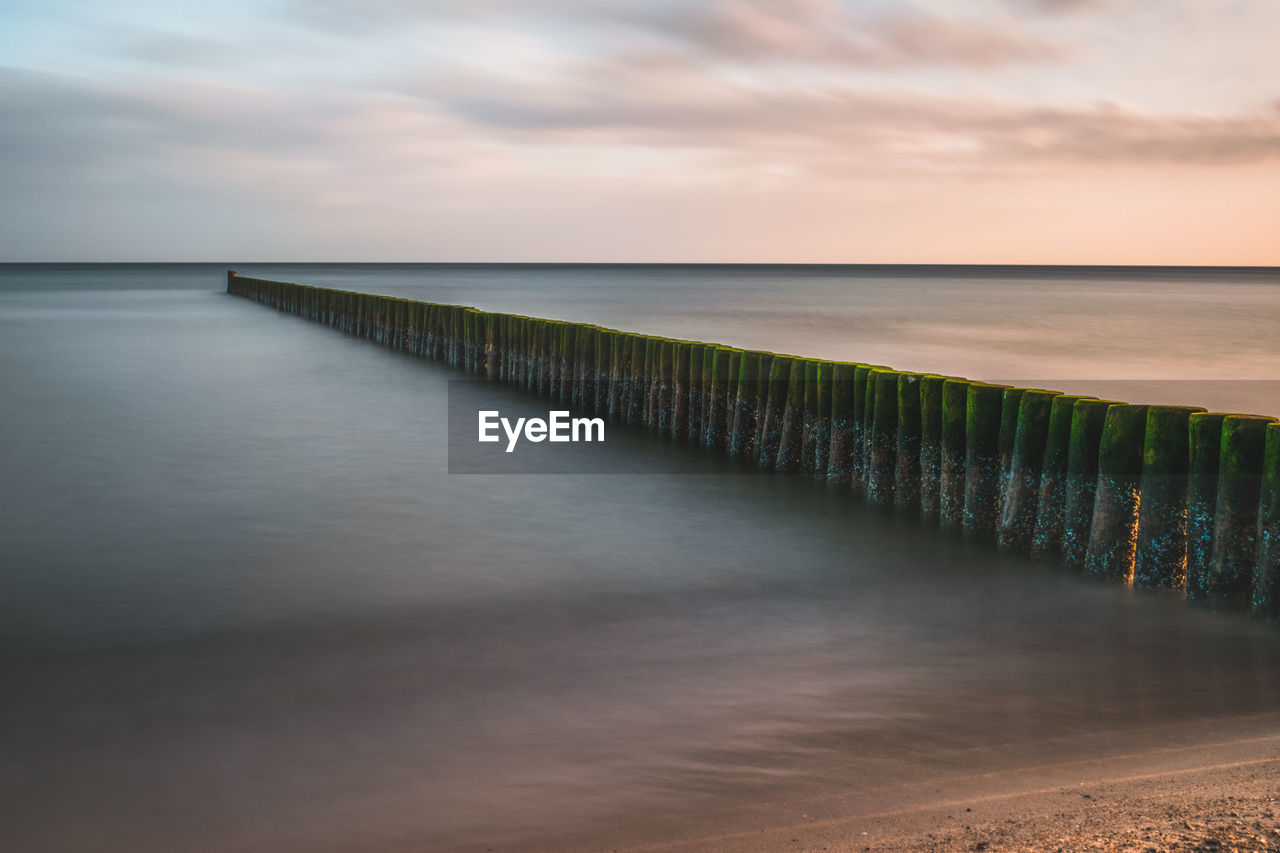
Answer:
[1,0,1278,263]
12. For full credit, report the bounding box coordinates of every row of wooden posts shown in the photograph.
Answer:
[227,272,1280,619]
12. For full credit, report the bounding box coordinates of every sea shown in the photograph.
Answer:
[4,263,1280,851]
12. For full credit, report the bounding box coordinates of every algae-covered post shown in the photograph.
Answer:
[1187,411,1229,601]
[1031,395,1095,561]
[581,325,599,409]
[1085,404,1149,583]
[628,336,647,425]
[851,365,877,494]
[775,359,808,473]
[812,362,834,479]
[1253,424,1280,620]
[698,347,716,444]
[867,369,901,506]
[939,379,971,529]
[730,351,764,460]
[706,347,734,451]
[657,340,675,435]
[962,383,1007,537]
[998,389,1061,553]
[1133,406,1205,591]
[1061,399,1116,572]
[1210,415,1277,608]
[672,342,691,439]
[918,375,947,523]
[894,373,923,513]
[757,356,793,470]
[996,388,1028,527]
[826,364,857,486]
[687,343,705,442]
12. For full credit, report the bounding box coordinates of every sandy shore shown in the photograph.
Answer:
[449,716,1280,853]
[666,757,1280,852]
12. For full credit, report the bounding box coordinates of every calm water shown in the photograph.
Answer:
[4,263,1280,852]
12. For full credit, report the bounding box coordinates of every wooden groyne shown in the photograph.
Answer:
[227,271,1280,619]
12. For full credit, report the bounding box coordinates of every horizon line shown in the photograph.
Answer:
[4,261,1280,272]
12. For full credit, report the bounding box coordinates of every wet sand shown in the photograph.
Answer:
[446,713,1280,852]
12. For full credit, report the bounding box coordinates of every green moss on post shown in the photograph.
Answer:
[851,365,877,494]
[439,301,451,361]
[799,360,820,475]
[1084,404,1149,583]
[1031,395,1094,560]
[1061,400,1115,572]
[1133,405,1205,590]
[572,325,588,405]
[411,301,423,354]
[700,347,716,444]
[918,375,947,523]
[461,309,476,373]
[730,351,766,459]
[997,389,1062,553]
[437,305,450,362]
[514,315,527,381]
[548,320,562,391]
[557,322,572,396]
[562,324,579,403]
[506,315,520,383]
[939,379,971,529]
[495,312,508,374]
[706,347,735,451]
[996,388,1027,522]
[457,306,470,369]
[757,355,793,470]
[687,344,705,441]
[627,336,647,424]
[671,342,690,438]
[546,322,563,399]
[726,351,743,420]
[587,327,603,408]
[650,335,670,427]
[813,362,834,479]
[414,303,429,357]
[656,340,675,435]
[608,333,628,419]
[895,373,924,513]
[776,359,808,473]
[562,322,578,396]
[531,319,546,391]
[1187,413,1229,600]
[642,337,657,427]
[482,312,496,377]
[510,314,525,383]
[594,330,612,414]
[867,369,902,506]
[1251,424,1280,620]
[826,364,857,486]
[962,383,1007,537]
[1210,415,1277,608]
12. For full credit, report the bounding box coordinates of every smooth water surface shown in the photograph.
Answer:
[3,264,1280,852]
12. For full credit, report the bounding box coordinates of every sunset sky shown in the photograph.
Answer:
[2,0,1278,263]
